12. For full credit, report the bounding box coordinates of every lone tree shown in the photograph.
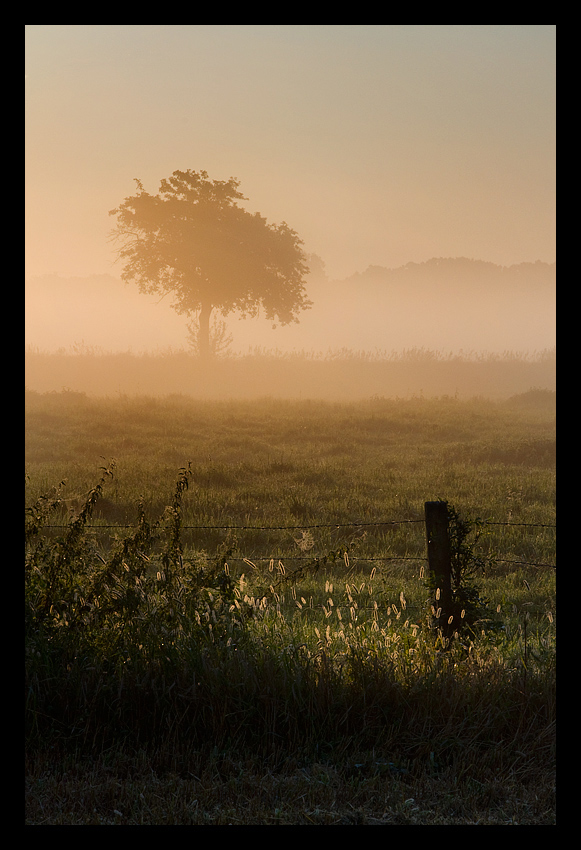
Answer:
[109,169,312,357]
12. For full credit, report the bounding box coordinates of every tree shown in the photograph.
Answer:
[109,169,312,358]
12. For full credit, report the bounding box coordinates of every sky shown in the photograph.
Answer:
[25,25,556,353]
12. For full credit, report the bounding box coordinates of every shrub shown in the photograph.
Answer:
[25,464,246,673]
[444,503,504,640]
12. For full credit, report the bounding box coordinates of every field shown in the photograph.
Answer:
[25,383,556,825]
[24,346,556,400]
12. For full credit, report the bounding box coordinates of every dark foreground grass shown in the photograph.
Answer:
[27,721,555,825]
[26,625,555,824]
[25,498,555,823]
[26,765,555,825]
[25,649,555,825]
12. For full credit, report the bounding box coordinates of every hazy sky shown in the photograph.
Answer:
[26,25,555,283]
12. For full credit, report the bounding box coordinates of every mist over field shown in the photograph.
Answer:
[25,25,555,404]
[26,26,555,387]
[25,257,555,358]
[25,256,555,400]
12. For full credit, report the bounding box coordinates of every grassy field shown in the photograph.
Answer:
[24,346,556,400]
[25,386,556,824]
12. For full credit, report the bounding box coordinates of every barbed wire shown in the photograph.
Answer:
[192,554,556,569]
[493,558,556,569]
[236,555,428,564]
[38,518,555,531]
[483,521,556,529]
[31,515,555,571]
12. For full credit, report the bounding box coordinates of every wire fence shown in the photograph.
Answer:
[36,515,556,572]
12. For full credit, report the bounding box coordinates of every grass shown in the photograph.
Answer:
[24,345,556,400]
[25,387,556,824]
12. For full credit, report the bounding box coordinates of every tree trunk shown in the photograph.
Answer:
[198,302,213,359]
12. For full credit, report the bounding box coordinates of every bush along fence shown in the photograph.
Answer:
[25,464,555,654]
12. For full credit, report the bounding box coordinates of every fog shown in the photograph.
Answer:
[25,26,555,369]
[25,258,555,357]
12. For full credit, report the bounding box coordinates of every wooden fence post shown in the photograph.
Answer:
[424,501,453,640]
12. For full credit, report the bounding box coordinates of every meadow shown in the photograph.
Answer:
[25,384,556,824]
[24,345,556,400]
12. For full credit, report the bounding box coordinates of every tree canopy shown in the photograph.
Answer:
[109,169,311,357]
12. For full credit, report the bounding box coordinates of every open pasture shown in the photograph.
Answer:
[25,388,556,824]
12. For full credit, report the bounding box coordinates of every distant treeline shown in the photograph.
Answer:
[24,347,556,401]
[343,256,554,282]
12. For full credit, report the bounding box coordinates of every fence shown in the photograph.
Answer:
[37,499,556,627]
[38,504,556,567]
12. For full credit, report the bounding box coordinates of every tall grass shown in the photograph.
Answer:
[25,390,556,823]
[26,466,555,757]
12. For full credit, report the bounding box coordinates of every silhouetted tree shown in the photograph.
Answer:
[109,170,312,358]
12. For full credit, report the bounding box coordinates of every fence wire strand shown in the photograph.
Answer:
[33,515,556,571]
[39,519,554,531]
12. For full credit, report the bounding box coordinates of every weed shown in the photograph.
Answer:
[445,503,505,640]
